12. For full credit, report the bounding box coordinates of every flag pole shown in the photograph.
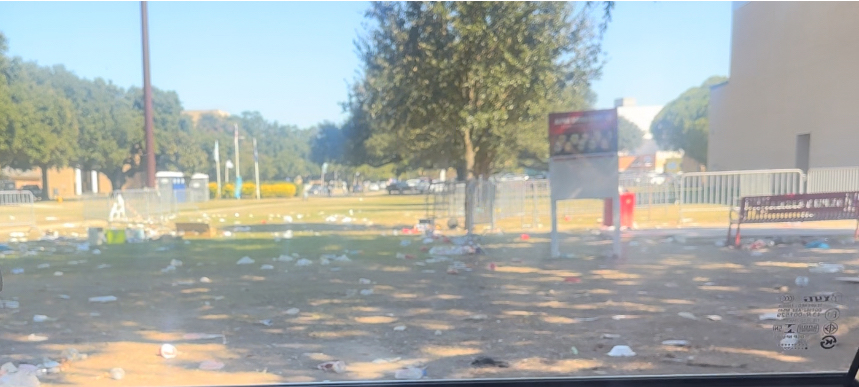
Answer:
[253,137,261,200]
[214,140,222,199]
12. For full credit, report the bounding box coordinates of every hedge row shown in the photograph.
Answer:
[208,182,299,198]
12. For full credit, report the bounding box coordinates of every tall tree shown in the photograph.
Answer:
[352,2,604,179]
[650,75,727,165]
[617,116,644,153]
[2,59,78,198]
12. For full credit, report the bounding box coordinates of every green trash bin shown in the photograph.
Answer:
[105,229,126,245]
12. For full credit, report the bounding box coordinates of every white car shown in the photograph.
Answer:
[368,182,380,191]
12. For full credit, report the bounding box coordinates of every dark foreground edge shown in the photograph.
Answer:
[202,372,855,387]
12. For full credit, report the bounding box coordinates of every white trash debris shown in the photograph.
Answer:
[159,344,178,359]
[183,333,224,340]
[32,315,50,323]
[236,256,255,265]
[58,295,70,300]
[759,312,782,321]
[276,255,293,262]
[359,278,372,285]
[809,263,844,273]
[795,276,809,287]
[342,217,353,223]
[429,245,475,256]
[258,319,273,326]
[607,345,636,357]
[285,308,300,315]
[161,265,176,273]
[359,289,374,296]
[464,314,488,321]
[319,257,330,265]
[88,296,117,303]
[10,268,24,275]
[334,255,351,262]
[661,340,690,346]
[295,258,312,267]
[53,271,63,276]
[394,367,426,380]
[36,263,50,269]
[600,334,620,339]
[317,360,346,373]
[200,277,212,283]
[283,230,294,239]
[109,367,126,380]
[284,215,293,223]
[260,265,274,270]
[92,249,101,255]
[27,334,48,342]
[434,330,442,336]
[393,325,407,331]
[706,315,722,321]
[677,312,698,320]
[96,264,111,269]
[170,259,183,267]
[396,253,407,259]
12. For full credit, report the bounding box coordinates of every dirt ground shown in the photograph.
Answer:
[1,223,858,386]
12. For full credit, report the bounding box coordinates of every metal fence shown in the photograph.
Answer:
[83,188,202,224]
[807,167,859,193]
[676,169,805,221]
[0,190,35,227]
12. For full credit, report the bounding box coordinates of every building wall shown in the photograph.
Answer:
[708,2,859,171]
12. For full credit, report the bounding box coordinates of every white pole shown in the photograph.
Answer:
[234,124,241,179]
[253,138,261,200]
[214,140,222,199]
[613,192,622,257]
[550,199,560,257]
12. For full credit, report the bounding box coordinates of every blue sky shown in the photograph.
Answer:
[0,1,732,128]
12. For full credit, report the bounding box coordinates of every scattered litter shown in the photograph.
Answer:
[795,276,809,287]
[805,240,830,249]
[10,268,24,275]
[0,300,20,309]
[53,271,63,277]
[333,255,351,262]
[471,357,509,368]
[62,348,86,361]
[662,340,690,346]
[198,360,225,371]
[200,277,212,283]
[422,237,434,244]
[809,263,844,273]
[96,264,111,269]
[359,278,372,285]
[429,245,475,256]
[601,334,620,339]
[260,265,274,270]
[58,295,70,300]
[464,314,488,321]
[572,317,600,322]
[276,255,293,262]
[317,361,346,373]
[759,313,782,321]
[607,345,636,357]
[92,249,101,255]
[161,265,177,273]
[172,280,194,286]
[88,296,117,303]
[393,325,407,331]
[372,357,401,364]
[434,330,442,336]
[258,319,273,326]
[319,257,330,265]
[36,263,50,269]
[400,240,411,247]
[182,333,223,340]
[32,315,50,323]
[27,334,48,342]
[283,230,294,239]
[394,367,426,380]
[678,312,698,320]
[284,215,293,223]
[295,259,313,267]
[396,253,407,259]
[236,256,255,265]
[159,344,178,359]
[109,367,126,380]
[285,308,300,315]
[706,315,722,321]
[170,259,183,267]
[611,315,633,320]
[360,289,374,296]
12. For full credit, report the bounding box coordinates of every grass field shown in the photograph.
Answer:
[1,193,858,386]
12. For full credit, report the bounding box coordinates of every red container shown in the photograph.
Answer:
[602,193,635,229]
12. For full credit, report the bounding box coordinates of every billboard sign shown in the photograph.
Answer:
[548,109,619,201]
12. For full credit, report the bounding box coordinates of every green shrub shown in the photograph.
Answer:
[208,182,297,199]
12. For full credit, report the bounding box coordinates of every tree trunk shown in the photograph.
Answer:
[463,129,475,235]
[109,168,126,193]
[40,165,50,201]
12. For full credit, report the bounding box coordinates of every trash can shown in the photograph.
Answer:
[87,227,104,246]
[602,193,635,229]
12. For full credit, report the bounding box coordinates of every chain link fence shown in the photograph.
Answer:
[0,190,36,228]
[82,188,204,225]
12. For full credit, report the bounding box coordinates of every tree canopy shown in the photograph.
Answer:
[347,1,605,179]
[618,116,644,153]
[650,76,727,165]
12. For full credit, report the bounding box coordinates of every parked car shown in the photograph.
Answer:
[0,180,15,190]
[21,184,42,199]
[387,180,428,194]
[367,182,381,191]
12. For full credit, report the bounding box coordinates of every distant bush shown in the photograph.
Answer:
[208,182,298,199]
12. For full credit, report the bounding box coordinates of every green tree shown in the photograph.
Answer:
[2,59,78,199]
[651,76,726,165]
[618,116,644,153]
[351,2,604,179]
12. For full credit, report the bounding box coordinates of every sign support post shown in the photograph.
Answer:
[551,199,560,257]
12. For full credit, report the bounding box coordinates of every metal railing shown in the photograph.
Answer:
[807,167,859,193]
[0,190,35,227]
[677,169,805,221]
[83,188,204,224]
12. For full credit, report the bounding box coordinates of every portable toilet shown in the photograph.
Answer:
[156,171,187,203]
[189,173,210,202]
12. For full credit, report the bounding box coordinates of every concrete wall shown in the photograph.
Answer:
[708,2,859,171]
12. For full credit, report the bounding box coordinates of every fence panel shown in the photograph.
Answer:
[678,169,805,221]
[807,167,859,193]
[0,190,35,227]
[83,189,179,224]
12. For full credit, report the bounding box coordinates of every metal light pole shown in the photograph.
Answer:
[234,124,241,179]
[214,140,222,199]
[253,137,261,200]
[141,1,156,188]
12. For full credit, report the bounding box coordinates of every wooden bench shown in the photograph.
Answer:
[727,192,859,247]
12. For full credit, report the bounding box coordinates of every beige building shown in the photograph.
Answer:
[709,2,859,172]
